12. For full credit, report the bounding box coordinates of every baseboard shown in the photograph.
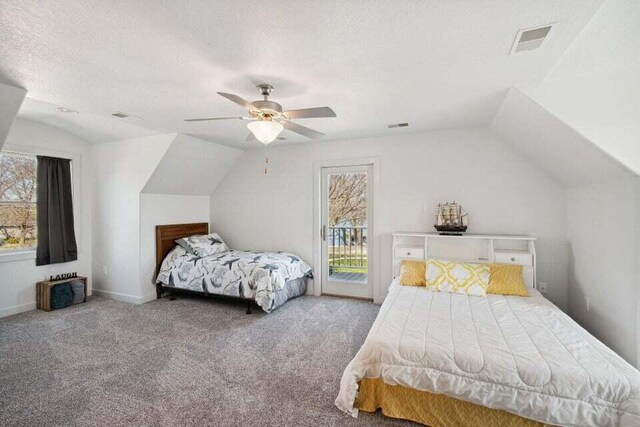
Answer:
[0,302,37,318]
[1,290,150,316]
[305,278,316,296]
[140,292,158,304]
[92,289,148,305]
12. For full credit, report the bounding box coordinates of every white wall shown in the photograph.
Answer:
[210,128,569,309]
[139,193,209,300]
[492,87,640,365]
[143,134,242,195]
[567,178,640,364]
[0,119,93,317]
[92,132,240,304]
[91,134,175,303]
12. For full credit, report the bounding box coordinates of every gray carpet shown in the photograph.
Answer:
[0,294,415,426]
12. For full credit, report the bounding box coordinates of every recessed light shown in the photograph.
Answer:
[387,123,409,129]
[57,107,78,114]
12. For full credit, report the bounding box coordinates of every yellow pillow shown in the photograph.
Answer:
[425,259,489,296]
[488,264,529,296]
[399,260,426,286]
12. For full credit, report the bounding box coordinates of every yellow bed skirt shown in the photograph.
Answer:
[355,378,551,427]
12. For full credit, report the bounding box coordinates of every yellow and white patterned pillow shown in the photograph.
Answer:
[425,259,489,297]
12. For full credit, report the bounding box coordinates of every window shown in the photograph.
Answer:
[0,151,37,253]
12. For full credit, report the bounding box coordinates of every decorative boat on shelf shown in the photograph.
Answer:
[434,202,468,235]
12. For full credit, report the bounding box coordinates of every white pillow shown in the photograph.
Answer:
[425,259,489,297]
[175,233,229,257]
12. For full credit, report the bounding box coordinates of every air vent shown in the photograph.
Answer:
[387,122,409,129]
[111,112,143,122]
[511,25,553,53]
[276,136,286,140]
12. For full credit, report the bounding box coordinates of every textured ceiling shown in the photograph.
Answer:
[492,89,633,186]
[517,0,640,175]
[17,98,159,144]
[142,134,242,195]
[546,0,640,80]
[1,0,604,148]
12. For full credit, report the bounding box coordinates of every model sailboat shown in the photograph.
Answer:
[434,202,468,235]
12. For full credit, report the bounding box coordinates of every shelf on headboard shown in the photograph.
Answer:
[393,232,536,241]
[391,232,537,289]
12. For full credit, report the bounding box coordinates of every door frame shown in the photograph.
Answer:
[312,157,381,303]
[320,164,373,299]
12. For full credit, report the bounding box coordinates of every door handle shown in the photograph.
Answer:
[321,225,326,241]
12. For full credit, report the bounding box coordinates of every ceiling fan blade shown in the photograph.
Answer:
[184,116,252,122]
[217,92,259,112]
[283,107,336,119]
[281,120,324,139]
[245,132,256,142]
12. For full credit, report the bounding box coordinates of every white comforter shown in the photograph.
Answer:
[336,279,640,426]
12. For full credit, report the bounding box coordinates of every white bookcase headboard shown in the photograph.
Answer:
[392,233,537,288]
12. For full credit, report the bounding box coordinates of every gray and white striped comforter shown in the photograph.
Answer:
[157,247,312,312]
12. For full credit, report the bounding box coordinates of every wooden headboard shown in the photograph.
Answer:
[155,222,209,272]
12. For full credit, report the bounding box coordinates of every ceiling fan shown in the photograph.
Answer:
[184,84,336,145]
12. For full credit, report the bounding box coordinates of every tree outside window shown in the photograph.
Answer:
[0,152,37,252]
[328,172,368,275]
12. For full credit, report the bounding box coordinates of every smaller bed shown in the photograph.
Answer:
[155,223,312,313]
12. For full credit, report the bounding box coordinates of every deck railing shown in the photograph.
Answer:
[328,226,367,274]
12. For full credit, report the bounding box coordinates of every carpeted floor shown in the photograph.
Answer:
[0,294,415,426]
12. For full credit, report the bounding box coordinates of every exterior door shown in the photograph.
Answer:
[321,165,373,299]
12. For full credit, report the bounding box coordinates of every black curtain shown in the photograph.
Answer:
[36,156,77,266]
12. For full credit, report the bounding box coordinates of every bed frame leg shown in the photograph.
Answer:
[246,303,253,314]
[169,293,176,301]
[156,284,163,299]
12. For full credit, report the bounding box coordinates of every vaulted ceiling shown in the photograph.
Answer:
[1,0,604,148]
[517,0,640,175]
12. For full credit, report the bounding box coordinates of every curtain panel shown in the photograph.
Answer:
[36,156,77,266]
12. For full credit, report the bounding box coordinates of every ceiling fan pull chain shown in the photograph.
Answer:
[264,145,270,175]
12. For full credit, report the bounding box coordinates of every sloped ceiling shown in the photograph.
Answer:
[1,0,604,148]
[0,81,27,150]
[18,98,159,144]
[521,68,640,175]
[517,0,640,175]
[142,134,242,195]
[92,133,178,194]
[546,0,640,79]
[492,88,633,187]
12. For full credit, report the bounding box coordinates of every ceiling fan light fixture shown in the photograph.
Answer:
[247,120,284,145]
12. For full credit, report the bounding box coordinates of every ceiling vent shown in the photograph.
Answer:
[511,25,553,53]
[111,112,143,122]
[387,122,409,129]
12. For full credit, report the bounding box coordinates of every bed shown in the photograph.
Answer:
[154,223,312,313]
[336,278,640,426]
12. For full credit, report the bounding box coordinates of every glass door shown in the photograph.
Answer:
[321,165,373,299]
